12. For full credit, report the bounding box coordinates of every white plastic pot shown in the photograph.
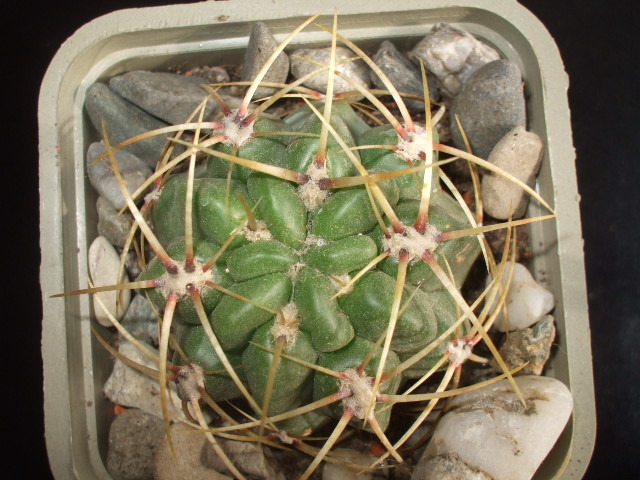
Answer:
[38,1,595,478]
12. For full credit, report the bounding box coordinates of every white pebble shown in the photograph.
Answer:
[88,235,130,327]
[416,375,573,480]
[482,126,544,220]
[491,262,555,332]
[409,23,500,96]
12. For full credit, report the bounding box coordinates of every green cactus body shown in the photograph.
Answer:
[138,101,481,434]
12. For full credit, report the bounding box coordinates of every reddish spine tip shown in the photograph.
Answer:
[318,177,333,190]
[165,262,179,276]
[241,112,256,128]
[313,153,326,168]
[186,283,198,296]
[391,222,406,235]
[297,173,311,185]
[422,250,435,264]
[184,257,196,273]
[413,215,427,235]
[395,124,411,142]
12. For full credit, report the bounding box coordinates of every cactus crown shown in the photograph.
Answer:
[57,13,555,479]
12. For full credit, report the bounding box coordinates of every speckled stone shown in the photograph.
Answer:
[449,59,526,160]
[107,408,164,480]
[154,423,232,480]
[493,315,556,375]
[202,431,285,480]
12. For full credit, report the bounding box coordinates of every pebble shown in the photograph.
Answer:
[154,423,232,480]
[322,448,389,480]
[124,249,143,280]
[492,262,555,332]
[85,82,169,169]
[242,22,290,99]
[482,126,544,219]
[88,235,131,327]
[290,46,371,94]
[370,41,439,111]
[120,294,159,345]
[187,65,230,84]
[87,141,153,211]
[412,453,492,480]
[106,408,165,480]
[109,70,224,125]
[493,315,556,376]
[408,23,500,96]
[202,432,285,480]
[416,375,573,480]
[103,339,181,419]
[96,196,133,248]
[449,59,526,160]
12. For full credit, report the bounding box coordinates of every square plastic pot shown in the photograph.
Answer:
[39,1,595,478]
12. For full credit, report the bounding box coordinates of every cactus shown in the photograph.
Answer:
[60,14,555,478]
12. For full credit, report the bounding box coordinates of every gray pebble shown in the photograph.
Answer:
[103,339,181,418]
[481,126,544,219]
[109,70,223,125]
[371,41,439,111]
[449,59,526,160]
[96,196,133,248]
[493,315,556,376]
[121,294,159,345]
[87,141,153,211]
[85,82,169,168]
[242,22,290,99]
[409,23,500,96]
[124,249,142,280]
[106,408,164,480]
[290,46,370,94]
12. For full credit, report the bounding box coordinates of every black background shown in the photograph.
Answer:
[4,0,638,478]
